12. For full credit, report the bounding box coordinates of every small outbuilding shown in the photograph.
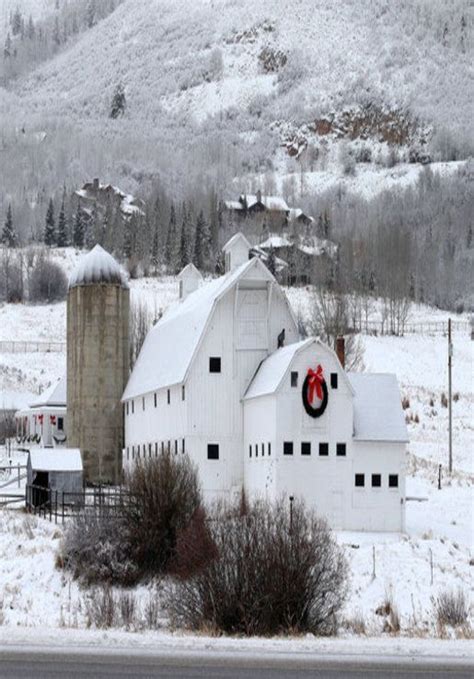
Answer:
[27,448,83,498]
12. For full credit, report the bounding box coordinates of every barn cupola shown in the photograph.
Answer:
[222,232,252,272]
[177,263,203,301]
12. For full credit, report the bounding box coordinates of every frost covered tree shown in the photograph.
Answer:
[44,199,56,246]
[165,203,177,271]
[11,7,23,36]
[73,207,85,248]
[57,195,68,247]
[194,210,211,271]
[110,83,126,119]
[179,205,194,270]
[1,205,16,247]
[3,33,12,60]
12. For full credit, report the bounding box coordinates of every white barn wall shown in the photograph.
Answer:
[243,394,277,501]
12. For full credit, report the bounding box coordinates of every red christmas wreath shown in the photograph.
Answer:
[302,364,328,418]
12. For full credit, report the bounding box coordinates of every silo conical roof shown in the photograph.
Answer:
[69,245,128,289]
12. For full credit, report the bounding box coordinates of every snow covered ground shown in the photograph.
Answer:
[0,253,472,641]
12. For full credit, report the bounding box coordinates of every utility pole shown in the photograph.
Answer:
[448,318,453,473]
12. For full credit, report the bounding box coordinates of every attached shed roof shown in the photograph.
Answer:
[29,448,83,472]
[29,377,67,408]
[348,373,409,443]
[122,257,275,400]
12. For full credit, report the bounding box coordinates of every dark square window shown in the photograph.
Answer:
[154,393,157,408]
[291,371,298,387]
[57,417,64,431]
[319,442,329,456]
[372,474,382,488]
[283,441,293,456]
[331,373,338,389]
[389,474,399,488]
[209,357,221,373]
[355,474,365,487]
[249,445,252,458]
[301,441,311,456]
[167,389,170,404]
[268,442,271,456]
[336,443,346,457]
[207,444,219,460]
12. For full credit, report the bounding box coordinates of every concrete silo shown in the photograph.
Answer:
[67,245,129,485]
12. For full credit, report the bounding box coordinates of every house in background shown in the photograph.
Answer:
[15,377,67,447]
[73,178,145,222]
[256,234,337,286]
[224,191,313,232]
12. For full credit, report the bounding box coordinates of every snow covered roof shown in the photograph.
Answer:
[177,263,203,281]
[288,208,314,222]
[348,373,409,443]
[123,258,274,400]
[244,339,314,400]
[69,245,128,289]
[29,448,82,472]
[29,377,67,409]
[224,200,244,211]
[259,235,292,249]
[222,232,252,252]
[242,194,290,212]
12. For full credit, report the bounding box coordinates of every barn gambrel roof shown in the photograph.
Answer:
[122,257,294,400]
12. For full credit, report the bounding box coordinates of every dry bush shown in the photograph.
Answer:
[171,506,218,580]
[376,593,401,634]
[60,511,138,585]
[29,254,67,302]
[453,392,460,402]
[84,585,117,629]
[118,591,137,630]
[343,612,366,635]
[143,591,161,630]
[440,392,448,408]
[167,499,349,636]
[433,589,469,628]
[402,396,410,410]
[125,454,202,576]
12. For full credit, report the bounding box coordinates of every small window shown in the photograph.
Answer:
[57,417,64,432]
[209,357,221,373]
[182,439,185,454]
[182,385,185,401]
[161,442,164,454]
[143,444,146,455]
[301,441,311,456]
[126,447,129,461]
[154,393,157,408]
[131,400,135,414]
[148,443,152,458]
[126,402,129,416]
[291,371,298,387]
[207,443,219,460]
[249,445,252,458]
[319,442,329,456]
[167,440,171,454]
[355,473,365,487]
[137,448,140,459]
[336,443,346,457]
[255,444,258,457]
[268,442,271,456]
[389,474,399,488]
[142,397,145,411]
[283,441,293,456]
[331,373,338,389]
[175,440,178,455]
[167,389,170,405]
[261,443,265,456]
[372,474,381,488]
[155,442,158,456]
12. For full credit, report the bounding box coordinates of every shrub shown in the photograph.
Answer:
[402,396,410,410]
[440,392,448,408]
[29,255,67,302]
[125,454,202,576]
[433,589,469,628]
[84,585,117,629]
[166,499,349,636]
[60,511,137,585]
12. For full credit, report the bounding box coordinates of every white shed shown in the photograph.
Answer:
[27,448,83,496]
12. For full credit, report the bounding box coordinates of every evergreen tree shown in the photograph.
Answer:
[266,245,277,276]
[165,203,177,270]
[1,204,16,247]
[44,198,56,246]
[53,16,61,47]
[151,224,160,272]
[179,204,194,270]
[86,0,96,29]
[57,194,68,247]
[460,15,466,53]
[110,82,126,119]
[4,33,12,59]
[11,7,22,36]
[194,210,211,270]
[73,207,85,247]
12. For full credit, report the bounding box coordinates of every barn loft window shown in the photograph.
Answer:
[209,357,221,373]
[389,474,399,488]
[301,442,311,456]
[207,444,219,460]
[154,393,157,408]
[182,385,185,401]
[57,417,64,431]
[355,474,365,487]
[372,474,381,488]
[283,441,293,456]
[319,442,329,456]
[331,373,338,389]
[336,443,346,456]
[167,389,170,404]
[291,371,298,387]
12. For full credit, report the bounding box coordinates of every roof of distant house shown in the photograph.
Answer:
[241,194,290,212]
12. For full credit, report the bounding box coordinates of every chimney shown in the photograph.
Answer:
[336,336,345,369]
[93,178,99,192]
[256,189,262,204]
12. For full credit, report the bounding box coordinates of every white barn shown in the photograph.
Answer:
[123,234,408,532]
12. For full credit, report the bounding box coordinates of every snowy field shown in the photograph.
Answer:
[0,251,472,641]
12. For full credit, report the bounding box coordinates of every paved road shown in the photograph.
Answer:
[0,650,472,679]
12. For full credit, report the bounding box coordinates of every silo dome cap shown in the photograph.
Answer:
[69,245,129,289]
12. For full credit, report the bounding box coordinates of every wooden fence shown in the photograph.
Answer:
[0,340,66,353]
[25,484,131,523]
[351,319,470,337]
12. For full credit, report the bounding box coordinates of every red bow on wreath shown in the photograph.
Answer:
[50,415,56,426]
[307,365,324,403]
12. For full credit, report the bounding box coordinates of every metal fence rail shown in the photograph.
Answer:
[0,340,66,354]
[26,484,131,523]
